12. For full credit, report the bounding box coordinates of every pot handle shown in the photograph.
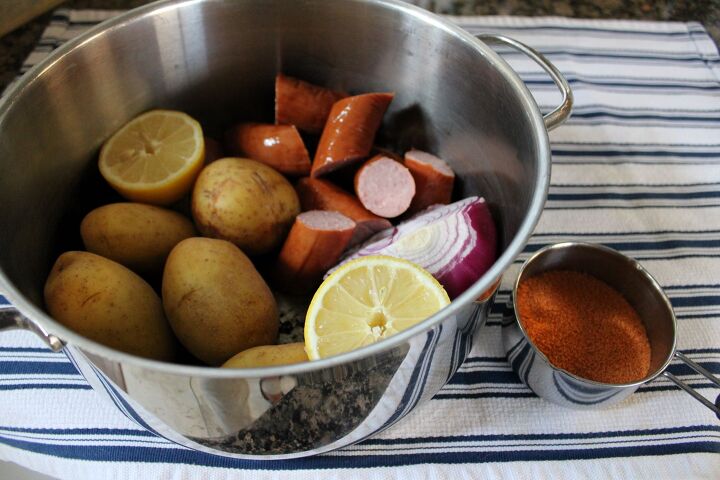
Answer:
[0,304,64,351]
[663,351,720,419]
[476,33,573,131]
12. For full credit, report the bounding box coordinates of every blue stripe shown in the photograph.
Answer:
[434,391,536,399]
[515,49,720,64]
[0,376,87,381]
[525,78,720,91]
[0,435,717,468]
[554,145,720,151]
[551,157,720,164]
[461,350,720,363]
[512,252,720,261]
[107,382,162,435]
[676,348,720,354]
[450,370,520,385]
[0,295,8,305]
[361,425,720,443]
[463,356,511,364]
[670,296,720,307]
[0,426,155,437]
[533,231,720,238]
[552,149,720,158]
[441,22,700,38]
[521,73,719,87]
[0,347,55,353]
[0,384,91,391]
[7,422,716,448]
[549,191,720,201]
[678,313,720,320]
[562,104,720,114]
[447,360,719,387]
[561,121,720,131]
[523,239,720,254]
[571,111,720,122]
[544,205,720,211]
[0,361,79,375]
[492,44,712,59]
[435,382,718,400]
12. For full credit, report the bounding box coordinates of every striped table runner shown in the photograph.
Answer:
[1,9,719,479]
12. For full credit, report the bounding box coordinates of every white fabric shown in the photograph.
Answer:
[1,9,719,479]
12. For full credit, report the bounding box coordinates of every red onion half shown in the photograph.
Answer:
[335,196,497,298]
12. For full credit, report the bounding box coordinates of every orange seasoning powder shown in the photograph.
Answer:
[516,270,651,384]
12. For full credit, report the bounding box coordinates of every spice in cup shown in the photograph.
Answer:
[516,270,651,384]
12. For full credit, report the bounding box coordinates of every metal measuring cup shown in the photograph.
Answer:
[501,242,720,416]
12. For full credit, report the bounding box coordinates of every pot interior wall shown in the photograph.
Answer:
[0,0,542,309]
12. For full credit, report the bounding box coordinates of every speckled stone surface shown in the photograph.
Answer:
[1,0,719,93]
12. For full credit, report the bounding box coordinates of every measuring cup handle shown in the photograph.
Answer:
[663,351,720,419]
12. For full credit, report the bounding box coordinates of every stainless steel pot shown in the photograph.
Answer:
[0,0,571,458]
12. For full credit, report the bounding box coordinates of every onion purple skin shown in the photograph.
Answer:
[333,197,498,299]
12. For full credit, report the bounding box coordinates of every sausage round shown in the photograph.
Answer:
[354,155,415,218]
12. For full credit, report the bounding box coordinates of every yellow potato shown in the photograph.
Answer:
[44,251,177,361]
[222,343,308,368]
[162,237,279,365]
[80,202,196,274]
[191,158,300,255]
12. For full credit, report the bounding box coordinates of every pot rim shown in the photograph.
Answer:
[0,0,551,378]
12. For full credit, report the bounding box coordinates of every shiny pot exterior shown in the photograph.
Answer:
[0,0,556,458]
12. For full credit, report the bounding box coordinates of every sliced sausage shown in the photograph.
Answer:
[225,123,311,176]
[275,74,347,134]
[275,210,355,291]
[311,93,394,178]
[296,177,392,245]
[404,149,455,213]
[204,136,224,164]
[354,155,415,218]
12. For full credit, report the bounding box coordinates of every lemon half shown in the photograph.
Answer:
[99,109,205,205]
[304,255,450,360]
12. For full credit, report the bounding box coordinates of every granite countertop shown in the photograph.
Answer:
[1,0,719,92]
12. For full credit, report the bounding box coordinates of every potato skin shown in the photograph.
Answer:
[222,343,308,368]
[44,251,177,361]
[191,158,300,255]
[162,237,279,365]
[80,202,196,274]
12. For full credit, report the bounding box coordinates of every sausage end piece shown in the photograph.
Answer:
[275,74,347,134]
[404,149,455,214]
[225,123,311,176]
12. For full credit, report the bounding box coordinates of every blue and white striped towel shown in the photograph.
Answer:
[1,9,720,479]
